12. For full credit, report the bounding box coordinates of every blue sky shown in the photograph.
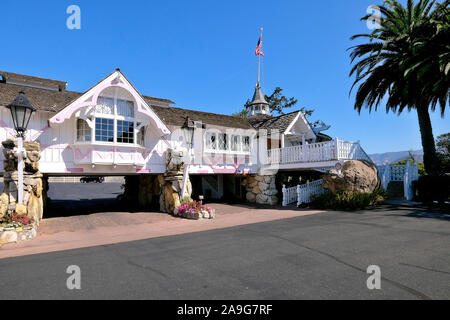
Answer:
[0,0,448,154]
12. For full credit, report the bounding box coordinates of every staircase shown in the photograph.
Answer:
[387,181,404,200]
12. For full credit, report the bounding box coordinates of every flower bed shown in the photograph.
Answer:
[175,201,215,220]
[0,213,37,245]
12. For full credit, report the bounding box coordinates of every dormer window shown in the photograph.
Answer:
[75,94,147,147]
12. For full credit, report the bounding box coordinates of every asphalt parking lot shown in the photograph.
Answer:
[0,200,449,299]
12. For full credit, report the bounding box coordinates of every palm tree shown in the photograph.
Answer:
[349,0,449,175]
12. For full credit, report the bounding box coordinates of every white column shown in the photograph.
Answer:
[334,137,339,160]
[16,137,25,204]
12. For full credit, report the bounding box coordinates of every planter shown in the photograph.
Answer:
[0,224,37,246]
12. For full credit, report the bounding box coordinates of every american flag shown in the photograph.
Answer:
[255,29,264,56]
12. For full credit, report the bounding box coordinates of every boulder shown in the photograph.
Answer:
[26,194,40,221]
[163,184,181,214]
[246,192,256,203]
[16,203,27,217]
[256,194,269,204]
[0,193,9,219]
[323,160,381,194]
[251,186,261,194]
[258,182,269,191]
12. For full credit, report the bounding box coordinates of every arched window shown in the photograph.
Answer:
[77,119,91,142]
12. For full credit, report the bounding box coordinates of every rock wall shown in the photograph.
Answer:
[242,174,279,205]
[1,139,46,224]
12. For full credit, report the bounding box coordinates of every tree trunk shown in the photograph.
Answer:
[416,106,438,176]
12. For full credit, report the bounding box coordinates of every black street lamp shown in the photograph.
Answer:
[181,116,196,200]
[181,116,195,148]
[6,91,35,205]
[6,91,36,137]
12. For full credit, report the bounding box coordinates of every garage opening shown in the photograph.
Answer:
[190,174,246,204]
[44,175,126,218]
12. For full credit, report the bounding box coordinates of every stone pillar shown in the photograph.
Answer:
[1,139,45,224]
[241,174,279,205]
[119,150,192,215]
[159,149,192,215]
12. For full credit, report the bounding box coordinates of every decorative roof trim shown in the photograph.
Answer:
[49,70,171,136]
[283,110,316,139]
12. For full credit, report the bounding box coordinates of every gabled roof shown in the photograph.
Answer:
[0,71,173,113]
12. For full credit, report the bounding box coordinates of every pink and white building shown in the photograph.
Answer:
[0,69,371,202]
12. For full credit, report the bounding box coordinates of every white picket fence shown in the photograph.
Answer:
[282,179,326,206]
[378,162,419,201]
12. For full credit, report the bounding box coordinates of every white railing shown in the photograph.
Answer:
[269,138,371,166]
[336,139,372,162]
[282,185,298,206]
[297,179,326,206]
[282,179,327,207]
[378,162,419,200]
[390,165,406,181]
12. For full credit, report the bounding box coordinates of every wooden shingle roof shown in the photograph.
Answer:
[248,111,301,133]
[150,105,254,130]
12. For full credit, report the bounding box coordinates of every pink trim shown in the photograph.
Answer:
[197,170,211,174]
[0,120,16,137]
[41,144,72,150]
[30,126,50,141]
[75,149,91,161]
[161,135,172,149]
[136,169,151,173]
[213,169,237,174]
[49,77,170,135]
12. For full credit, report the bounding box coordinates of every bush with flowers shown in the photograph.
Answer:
[176,201,215,220]
[0,212,35,229]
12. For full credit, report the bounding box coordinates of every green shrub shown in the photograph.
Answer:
[308,189,386,211]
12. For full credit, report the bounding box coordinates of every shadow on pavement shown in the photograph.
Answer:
[375,202,450,220]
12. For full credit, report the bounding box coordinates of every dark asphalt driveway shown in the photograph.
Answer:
[45,182,124,218]
[0,204,449,300]
[0,182,124,218]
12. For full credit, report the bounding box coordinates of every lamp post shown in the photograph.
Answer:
[6,92,36,204]
[182,116,195,149]
[181,116,195,199]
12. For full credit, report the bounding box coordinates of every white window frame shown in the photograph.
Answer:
[74,89,143,147]
[204,131,251,155]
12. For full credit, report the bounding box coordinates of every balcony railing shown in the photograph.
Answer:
[73,144,147,166]
[268,138,371,165]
